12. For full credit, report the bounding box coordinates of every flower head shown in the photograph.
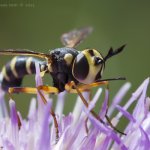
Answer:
[0,66,149,150]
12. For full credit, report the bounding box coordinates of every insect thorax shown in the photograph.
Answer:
[49,47,79,92]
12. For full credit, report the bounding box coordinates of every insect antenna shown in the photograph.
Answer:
[104,44,126,61]
[96,77,126,82]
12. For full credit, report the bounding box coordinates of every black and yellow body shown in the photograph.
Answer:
[1,46,107,92]
[0,26,125,93]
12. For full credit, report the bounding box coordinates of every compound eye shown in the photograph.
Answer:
[72,53,89,81]
[72,49,105,84]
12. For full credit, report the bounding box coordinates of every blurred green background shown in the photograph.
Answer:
[0,0,149,120]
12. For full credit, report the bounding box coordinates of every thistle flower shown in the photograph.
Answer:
[0,66,149,150]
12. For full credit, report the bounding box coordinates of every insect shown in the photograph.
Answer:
[0,27,126,139]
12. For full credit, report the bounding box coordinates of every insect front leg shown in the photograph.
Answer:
[65,81,126,135]
[65,81,105,124]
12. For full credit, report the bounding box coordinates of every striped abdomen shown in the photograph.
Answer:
[1,56,47,91]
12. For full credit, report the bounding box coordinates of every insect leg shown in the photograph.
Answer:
[37,90,59,142]
[65,81,109,93]
[78,81,126,135]
[8,86,60,142]
[103,84,126,135]
[77,81,109,91]
[70,77,123,95]
[8,86,59,94]
[65,81,105,124]
[37,85,59,94]
[8,87,37,94]
[66,81,126,135]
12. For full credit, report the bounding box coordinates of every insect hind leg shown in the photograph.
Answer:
[8,85,60,142]
[7,85,59,102]
[8,85,59,94]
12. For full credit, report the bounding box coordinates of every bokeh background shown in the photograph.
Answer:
[0,0,149,126]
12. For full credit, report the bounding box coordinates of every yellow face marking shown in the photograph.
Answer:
[64,53,73,65]
[26,57,33,74]
[1,67,10,81]
[81,49,103,84]
[10,56,18,78]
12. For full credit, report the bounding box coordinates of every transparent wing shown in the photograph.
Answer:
[61,26,93,48]
[0,49,50,60]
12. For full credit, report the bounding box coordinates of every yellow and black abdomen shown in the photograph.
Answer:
[0,56,45,91]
